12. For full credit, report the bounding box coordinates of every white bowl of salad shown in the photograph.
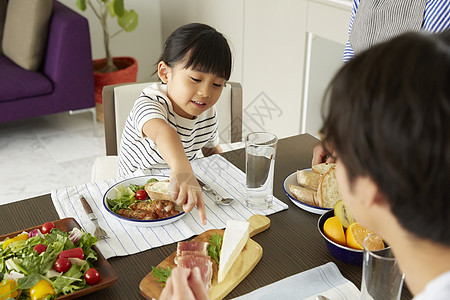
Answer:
[103,175,185,227]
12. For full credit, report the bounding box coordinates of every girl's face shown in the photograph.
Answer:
[158,61,226,119]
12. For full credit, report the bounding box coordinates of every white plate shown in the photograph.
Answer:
[282,169,331,215]
[103,175,185,227]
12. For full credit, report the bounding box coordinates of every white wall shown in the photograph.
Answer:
[159,0,245,84]
[160,0,308,140]
[242,0,307,139]
[58,0,162,82]
[61,0,351,140]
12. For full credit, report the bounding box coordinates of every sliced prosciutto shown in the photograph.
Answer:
[176,241,208,256]
[175,241,212,289]
[177,255,212,289]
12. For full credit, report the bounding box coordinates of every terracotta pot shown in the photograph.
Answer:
[93,56,138,122]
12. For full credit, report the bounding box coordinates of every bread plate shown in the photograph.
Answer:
[103,175,185,227]
[282,170,331,215]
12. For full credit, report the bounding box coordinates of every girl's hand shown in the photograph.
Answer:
[169,171,207,225]
[159,267,209,300]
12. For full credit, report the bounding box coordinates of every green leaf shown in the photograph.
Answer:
[129,184,144,193]
[17,273,43,289]
[113,0,125,17]
[39,241,64,274]
[77,233,98,263]
[107,1,116,17]
[52,265,85,294]
[207,233,223,264]
[151,266,172,286]
[117,9,138,32]
[76,0,87,11]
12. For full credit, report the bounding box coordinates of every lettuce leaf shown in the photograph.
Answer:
[52,265,85,294]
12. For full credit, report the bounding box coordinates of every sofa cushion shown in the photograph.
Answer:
[2,0,53,71]
[0,55,53,102]
[0,0,7,55]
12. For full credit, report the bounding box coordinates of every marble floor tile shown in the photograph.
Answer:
[0,112,105,206]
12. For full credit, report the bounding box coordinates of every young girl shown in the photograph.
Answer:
[117,23,232,225]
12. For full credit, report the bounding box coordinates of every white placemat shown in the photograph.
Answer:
[51,155,288,259]
[232,262,360,300]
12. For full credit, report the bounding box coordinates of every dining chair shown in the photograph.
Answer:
[91,81,243,182]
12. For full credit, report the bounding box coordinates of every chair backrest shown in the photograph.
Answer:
[103,82,243,155]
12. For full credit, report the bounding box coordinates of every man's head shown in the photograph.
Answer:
[320,31,450,245]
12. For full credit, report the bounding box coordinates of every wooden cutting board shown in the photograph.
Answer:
[139,214,271,300]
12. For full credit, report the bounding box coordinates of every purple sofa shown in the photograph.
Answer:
[0,1,95,124]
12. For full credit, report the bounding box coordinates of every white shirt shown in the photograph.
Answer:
[343,0,450,61]
[414,271,450,300]
[117,82,219,177]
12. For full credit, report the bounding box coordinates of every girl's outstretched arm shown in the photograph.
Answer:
[202,144,222,157]
[143,118,207,225]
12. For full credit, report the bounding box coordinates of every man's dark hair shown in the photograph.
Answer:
[320,31,450,244]
[158,23,232,80]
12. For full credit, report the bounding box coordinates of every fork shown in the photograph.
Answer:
[79,195,109,240]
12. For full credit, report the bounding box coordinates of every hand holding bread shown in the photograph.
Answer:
[289,163,343,208]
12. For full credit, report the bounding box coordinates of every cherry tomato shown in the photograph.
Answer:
[135,189,148,200]
[84,268,100,285]
[41,222,55,234]
[54,257,71,273]
[33,244,47,254]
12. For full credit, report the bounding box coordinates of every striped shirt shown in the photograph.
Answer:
[343,0,450,61]
[117,82,219,177]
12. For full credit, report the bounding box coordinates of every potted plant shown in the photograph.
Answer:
[76,0,139,121]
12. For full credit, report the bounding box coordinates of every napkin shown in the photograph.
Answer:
[232,262,360,300]
[51,154,288,259]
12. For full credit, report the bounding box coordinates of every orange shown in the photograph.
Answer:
[323,216,346,246]
[346,222,384,251]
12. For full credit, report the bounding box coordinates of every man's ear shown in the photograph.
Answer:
[364,179,388,208]
[158,61,170,83]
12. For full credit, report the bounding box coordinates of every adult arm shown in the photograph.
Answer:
[312,142,336,166]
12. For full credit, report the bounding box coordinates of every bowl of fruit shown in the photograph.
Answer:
[317,200,385,265]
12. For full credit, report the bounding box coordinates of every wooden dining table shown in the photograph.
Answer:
[0,133,412,299]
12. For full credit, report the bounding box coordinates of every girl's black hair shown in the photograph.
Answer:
[158,23,232,80]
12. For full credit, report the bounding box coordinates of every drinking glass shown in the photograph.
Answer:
[245,132,278,209]
[360,236,405,300]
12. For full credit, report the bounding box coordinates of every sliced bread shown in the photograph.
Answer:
[312,163,336,176]
[144,180,171,201]
[297,170,321,190]
[289,184,320,207]
[317,168,342,208]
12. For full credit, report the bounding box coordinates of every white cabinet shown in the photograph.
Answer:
[301,0,352,138]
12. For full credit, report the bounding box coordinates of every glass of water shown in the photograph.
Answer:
[361,236,405,300]
[245,132,278,209]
